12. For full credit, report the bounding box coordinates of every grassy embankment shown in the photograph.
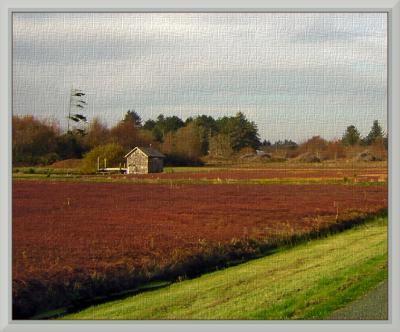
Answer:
[62,216,387,320]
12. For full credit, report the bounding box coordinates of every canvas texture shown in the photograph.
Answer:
[12,12,388,320]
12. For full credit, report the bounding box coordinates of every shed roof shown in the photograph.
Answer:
[125,146,166,158]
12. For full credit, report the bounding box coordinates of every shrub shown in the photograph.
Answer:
[38,153,60,166]
[12,115,59,166]
[237,147,256,156]
[208,134,234,159]
[80,143,125,174]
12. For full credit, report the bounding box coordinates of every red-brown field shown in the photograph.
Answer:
[12,179,387,318]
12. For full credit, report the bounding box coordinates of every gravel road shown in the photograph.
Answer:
[328,280,388,320]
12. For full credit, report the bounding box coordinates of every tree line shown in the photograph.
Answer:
[12,111,387,169]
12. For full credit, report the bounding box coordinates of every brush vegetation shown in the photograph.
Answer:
[13,112,387,169]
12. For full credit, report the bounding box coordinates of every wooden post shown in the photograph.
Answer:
[97,157,100,171]
[104,158,107,169]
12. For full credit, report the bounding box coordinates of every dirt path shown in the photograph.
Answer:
[328,280,388,320]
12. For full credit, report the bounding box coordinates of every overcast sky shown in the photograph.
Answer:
[13,12,387,142]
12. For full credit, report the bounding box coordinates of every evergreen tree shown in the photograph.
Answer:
[261,140,271,147]
[143,119,156,130]
[191,115,218,154]
[217,112,260,151]
[123,110,142,127]
[364,120,384,145]
[150,115,184,142]
[341,125,361,146]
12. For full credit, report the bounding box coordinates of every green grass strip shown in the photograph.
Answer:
[62,217,387,320]
[12,174,386,186]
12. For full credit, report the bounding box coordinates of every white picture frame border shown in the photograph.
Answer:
[1,1,399,331]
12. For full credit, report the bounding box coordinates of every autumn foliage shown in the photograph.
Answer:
[12,111,387,167]
[12,116,59,165]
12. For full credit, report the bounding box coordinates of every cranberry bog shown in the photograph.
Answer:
[12,172,387,319]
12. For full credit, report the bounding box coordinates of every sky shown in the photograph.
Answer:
[12,12,387,143]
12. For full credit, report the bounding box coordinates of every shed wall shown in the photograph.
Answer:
[149,157,164,173]
[127,150,148,174]
[126,149,164,174]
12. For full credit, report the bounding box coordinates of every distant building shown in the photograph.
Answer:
[125,146,165,174]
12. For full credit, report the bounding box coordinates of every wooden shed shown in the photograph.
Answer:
[125,146,165,174]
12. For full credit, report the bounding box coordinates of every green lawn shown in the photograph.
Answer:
[62,216,387,320]
[12,172,386,187]
[163,166,225,173]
